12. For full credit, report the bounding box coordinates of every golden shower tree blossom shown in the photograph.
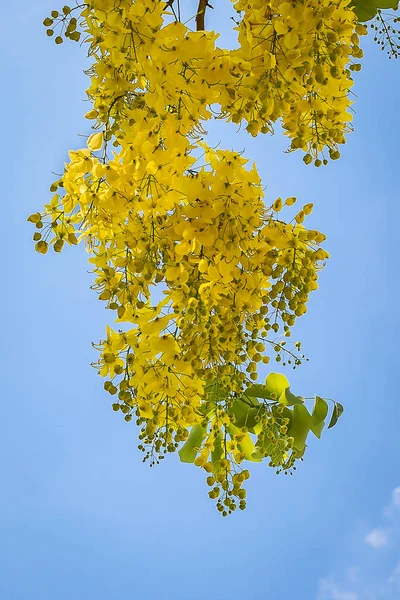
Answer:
[30,0,398,514]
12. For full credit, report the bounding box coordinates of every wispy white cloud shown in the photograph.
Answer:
[388,561,400,586]
[383,487,400,518]
[318,578,359,600]
[317,486,400,600]
[391,487,400,508]
[365,528,389,549]
[347,567,360,584]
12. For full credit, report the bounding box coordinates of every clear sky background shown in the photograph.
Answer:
[1,1,400,599]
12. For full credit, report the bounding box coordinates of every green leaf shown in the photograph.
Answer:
[200,379,225,417]
[204,379,224,403]
[377,0,399,7]
[231,398,261,430]
[238,432,261,462]
[327,402,344,429]
[244,383,272,400]
[265,372,290,398]
[199,402,214,418]
[245,373,290,401]
[351,0,399,22]
[211,430,223,464]
[279,387,304,406]
[242,444,262,461]
[251,420,263,435]
[251,449,264,461]
[311,396,329,439]
[288,404,312,452]
[227,424,261,462]
[178,424,206,463]
[292,445,306,459]
[281,406,294,425]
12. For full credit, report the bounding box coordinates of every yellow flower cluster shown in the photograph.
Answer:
[225,0,367,163]
[30,0,366,511]
[42,0,366,164]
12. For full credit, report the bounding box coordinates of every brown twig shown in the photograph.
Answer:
[196,0,213,31]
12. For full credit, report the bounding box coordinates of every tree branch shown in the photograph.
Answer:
[196,0,213,31]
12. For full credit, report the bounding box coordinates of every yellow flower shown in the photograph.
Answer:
[87,132,103,152]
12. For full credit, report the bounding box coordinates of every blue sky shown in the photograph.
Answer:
[1,1,399,599]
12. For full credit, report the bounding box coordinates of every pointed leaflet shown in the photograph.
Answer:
[311,396,329,439]
[279,387,304,406]
[178,424,206,463]
[288,404,313,452]
[327,402,344,429]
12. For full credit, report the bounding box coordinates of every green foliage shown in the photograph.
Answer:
[328,401,344,429]
[230,397,261,431]
[352,0,399,21]
[311,396,329,439]
[288,404,312,452]
[178,424,206,463]
[179,373,343,474]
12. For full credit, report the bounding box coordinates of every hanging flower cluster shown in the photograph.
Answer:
[29,0,384,513]
[219,0,366,164]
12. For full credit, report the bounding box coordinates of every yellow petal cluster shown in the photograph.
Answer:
[30,0,369,512]
[223,0,366,163]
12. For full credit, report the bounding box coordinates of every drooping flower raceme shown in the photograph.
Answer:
[29,0,377,513]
